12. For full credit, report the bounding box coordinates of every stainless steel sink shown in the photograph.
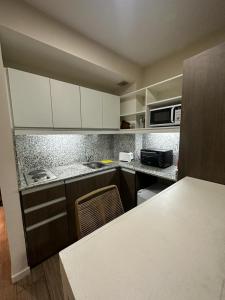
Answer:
[83,162,105,169]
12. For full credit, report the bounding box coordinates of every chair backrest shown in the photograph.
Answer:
[75,185,124,239]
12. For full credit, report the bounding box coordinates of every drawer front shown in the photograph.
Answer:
[20,183,70,267]
[21,184,65,209]
[26,214,69,267]
[24,198,67,227]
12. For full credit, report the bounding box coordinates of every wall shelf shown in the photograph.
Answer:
[120,87,146,100]
[120,110,146,117]
[147,96,182,107]
[146,74,183,89]
[136,110,146,115]
[120,74,183,131]
[120,112,136,117]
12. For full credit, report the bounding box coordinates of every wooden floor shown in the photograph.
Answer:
[0,207,64,300]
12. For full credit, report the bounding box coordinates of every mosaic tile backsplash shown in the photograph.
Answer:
[15,133,180,171]
[15,135,114,171]
[142,133,180,165]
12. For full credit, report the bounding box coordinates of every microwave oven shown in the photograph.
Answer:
[149,104,181,127]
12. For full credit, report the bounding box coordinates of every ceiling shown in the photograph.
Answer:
[23,0,225,66]
[0,27,125,94]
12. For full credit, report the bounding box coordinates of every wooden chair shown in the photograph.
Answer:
[75,185,124,239]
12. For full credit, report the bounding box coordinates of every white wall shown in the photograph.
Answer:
[0,44,29,282]
[142,30,225,86]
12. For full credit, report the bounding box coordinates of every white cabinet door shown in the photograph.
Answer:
[8,68,53,128]
[102,93,120,129]
[50,79,81,128]
[80,87,102,128]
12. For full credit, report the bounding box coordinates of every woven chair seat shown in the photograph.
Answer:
[75,185,124,239]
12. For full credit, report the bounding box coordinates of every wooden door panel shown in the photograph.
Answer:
[178,42,225,184]
[120,168,136,212]
[26,215,69,267]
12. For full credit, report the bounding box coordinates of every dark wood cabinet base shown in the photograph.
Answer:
[20,183,70,267]
[21,167,174,267]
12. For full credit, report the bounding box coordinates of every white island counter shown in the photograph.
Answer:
[59,177,225,300]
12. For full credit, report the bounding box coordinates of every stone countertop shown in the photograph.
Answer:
[59,177,225,300]
[120,161,177,182]
[18,161,177,191]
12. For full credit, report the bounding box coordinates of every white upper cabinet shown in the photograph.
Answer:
[102,93,120,129]
[8,68,53,128]
[8,68,120,130]
[50,79,81,128]
[80,87,102,128]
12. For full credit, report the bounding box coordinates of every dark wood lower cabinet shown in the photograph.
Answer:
[119,168,136,212]
[66,168,120,243]
[24,200,67,227]
[136,172,157,191]
[26,215,69,267]
[21,167,174,267]
[20,182,70,267]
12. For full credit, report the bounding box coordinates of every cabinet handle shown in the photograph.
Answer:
[21,181,65,195]
[24,197,66,214]
[65,168,117,184]
[26,212,67,232]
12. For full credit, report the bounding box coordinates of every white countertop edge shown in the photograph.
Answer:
[59,176,225,300]
[59,177,185,257]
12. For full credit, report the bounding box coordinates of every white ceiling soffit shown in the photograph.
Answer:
[23,0,225,66]
[0,27,126,93]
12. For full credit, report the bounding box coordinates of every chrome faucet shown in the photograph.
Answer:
[85,153,94,162]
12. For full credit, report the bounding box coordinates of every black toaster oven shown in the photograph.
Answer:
[140,149,173,168]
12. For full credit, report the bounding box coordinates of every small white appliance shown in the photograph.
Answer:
[119,152,134,162]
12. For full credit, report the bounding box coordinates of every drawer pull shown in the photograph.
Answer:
[24,197,66,214]
[26,212,67,231]
[21,181,64,195]
[66,168,117,184]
